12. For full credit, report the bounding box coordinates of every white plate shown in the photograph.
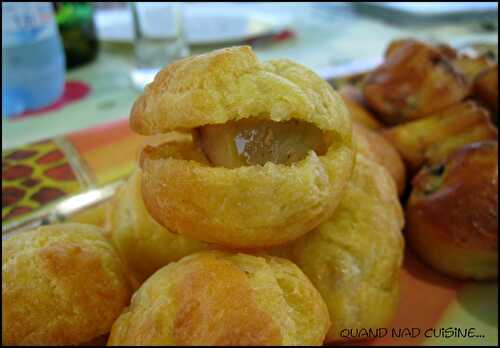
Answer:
[95,3,290,45]
[365,2,498,15]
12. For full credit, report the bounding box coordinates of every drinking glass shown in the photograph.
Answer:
[130,2,189,90]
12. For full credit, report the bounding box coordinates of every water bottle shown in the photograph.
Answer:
[2,2,66,118]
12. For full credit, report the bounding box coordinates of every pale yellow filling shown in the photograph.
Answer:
[199,119,327,168]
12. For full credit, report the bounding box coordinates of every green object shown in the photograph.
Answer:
[53,2,99,69]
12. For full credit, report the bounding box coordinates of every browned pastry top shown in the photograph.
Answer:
[363,39,469,124]
[410,141,498,251]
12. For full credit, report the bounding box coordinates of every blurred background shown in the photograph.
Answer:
[2,6,498,343]
[2,2,498,149]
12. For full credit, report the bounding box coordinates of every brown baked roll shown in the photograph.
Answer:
[363,39,469,125]
[452,54,495,86]
[130,46,355,249]
[428,42,495,86]
[474,64,498,117]
[2,223,131,346]
[353,123,406,196]
[406,141,498,280]
[108,168,209,284]
[273,154,405,342]
[107,251,330,346]
[383,100,498,173]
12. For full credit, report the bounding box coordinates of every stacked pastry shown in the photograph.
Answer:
[359,39,498,281]
[2,46,405,346]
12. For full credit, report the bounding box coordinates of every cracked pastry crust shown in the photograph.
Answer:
[131,46,355,249]
[2,224,131,346]
[130,46,351,137]
[107,251,330,346]
[273,154,405,342]
[108,169,209,285]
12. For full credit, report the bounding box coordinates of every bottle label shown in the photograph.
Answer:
[2,2,57,47]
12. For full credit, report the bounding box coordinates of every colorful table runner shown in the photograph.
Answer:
[2,118,142,224]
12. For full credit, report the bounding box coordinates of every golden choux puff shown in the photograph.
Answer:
[2,224,131,346]
[107,251,330,346]
[108,169,210,285]
[273,154,405,342]
[406,141,498,280]
[352,123,406,196]
[130,46,355,249]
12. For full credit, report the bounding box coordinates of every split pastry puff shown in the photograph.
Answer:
[130,46,355,249]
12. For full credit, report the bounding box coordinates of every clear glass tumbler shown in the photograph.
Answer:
[129,2,189,90]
